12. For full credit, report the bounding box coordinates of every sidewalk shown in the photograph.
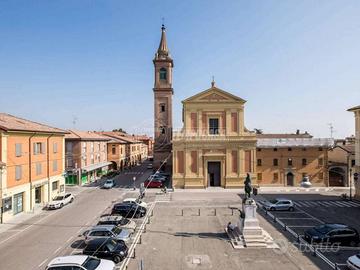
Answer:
[0,185,89,235]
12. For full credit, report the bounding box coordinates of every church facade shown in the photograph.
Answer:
[172,84,257,188]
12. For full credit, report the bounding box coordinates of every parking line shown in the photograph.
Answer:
[66,236,74,243]
[277,217,314,220]
[53,246,62,254]
[38,259,48,268]
[287,225,315,228]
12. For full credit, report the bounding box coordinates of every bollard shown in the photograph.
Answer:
[138,235,142,244]
[133,248,136,259]
[231,209,234,216]
[297,235,300,243]
[143,224,146,233]
[273,216,276,223]
[151,209,153,217]
[284,225,287,231]
[181,209,184,216]
[198,209,200,216]
[147,217,150,224]
[312,247,316,257]
[214,209,217,216]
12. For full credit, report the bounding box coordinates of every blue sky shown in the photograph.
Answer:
[0,0,359,138]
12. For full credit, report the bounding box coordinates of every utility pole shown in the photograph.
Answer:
[328,123,335,139]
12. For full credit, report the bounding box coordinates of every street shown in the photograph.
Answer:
[0,162,154,270]
[257,192,360,269]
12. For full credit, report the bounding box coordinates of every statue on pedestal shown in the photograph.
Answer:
[244,173,252,200]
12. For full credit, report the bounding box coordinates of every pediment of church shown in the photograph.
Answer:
[183,86,246,103]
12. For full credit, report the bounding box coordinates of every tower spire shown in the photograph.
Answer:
[156,23,170,58]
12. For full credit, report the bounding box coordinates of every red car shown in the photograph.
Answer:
[144,179,163,188]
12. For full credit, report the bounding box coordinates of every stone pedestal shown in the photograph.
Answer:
[238,198,276,248]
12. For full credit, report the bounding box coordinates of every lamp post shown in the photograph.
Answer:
[350,168,353,200]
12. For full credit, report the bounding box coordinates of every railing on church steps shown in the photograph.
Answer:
[172,129,256,141]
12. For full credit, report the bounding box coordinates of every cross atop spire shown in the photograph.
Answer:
[156,23,170,59]
[211,76,215,87]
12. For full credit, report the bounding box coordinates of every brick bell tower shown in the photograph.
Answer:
[153,24,173,171]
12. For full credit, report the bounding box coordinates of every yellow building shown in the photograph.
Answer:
[348,105,360,198]
[172,83,257,188]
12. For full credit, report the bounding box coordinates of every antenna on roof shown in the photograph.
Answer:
[328,123,335,139]
[72,115,78,129]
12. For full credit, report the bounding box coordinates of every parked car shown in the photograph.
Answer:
[83,238,128,264]
[154,172,170,178]
[123,198,148,208]
[347,254,360,270]
[47,193,74,209]
[144,179,164,188]
[148,174,166,182]
[146,164,153,169]
[103,179,115,189]
[97,215,136,232]
[46,255,115,270]
[111,203,146,218]
[84,225,132,245]
[304,224,360,246]
[300,176,312,188]
[262,198,295,211]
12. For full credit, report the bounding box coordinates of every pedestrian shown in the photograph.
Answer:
[133,176,136,190]
[227,222,236,232]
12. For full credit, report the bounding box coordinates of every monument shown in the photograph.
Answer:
[227,174,277,248]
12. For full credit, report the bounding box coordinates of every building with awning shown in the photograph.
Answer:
[65,130,110,185]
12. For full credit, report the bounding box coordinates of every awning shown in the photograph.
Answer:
[81,162,112,172]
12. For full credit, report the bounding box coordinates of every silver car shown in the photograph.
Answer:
[262,198,295,211]
[84,225,132,245]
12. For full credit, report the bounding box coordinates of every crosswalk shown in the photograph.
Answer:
[294,200,360,208]
[124,172,144,175]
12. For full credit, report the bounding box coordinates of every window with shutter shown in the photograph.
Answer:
[15,165,22,180]
[15,143,22,157]
[53,160,58,172]
[53,142,58,153]
[36,162,42,175]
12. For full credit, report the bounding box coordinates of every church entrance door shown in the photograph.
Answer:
[208,162,221,187]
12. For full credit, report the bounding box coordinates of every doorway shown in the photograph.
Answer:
[286,173,294,186]
[208,162,221,186]
[13,192,23,215]
[35,186,42,204]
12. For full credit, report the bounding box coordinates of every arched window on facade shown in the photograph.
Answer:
[159,68,167,80]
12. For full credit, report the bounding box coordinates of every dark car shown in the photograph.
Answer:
[304,224,360,246]
[83,238,128,264]
[111,203,146,218]
[144,179,163,188]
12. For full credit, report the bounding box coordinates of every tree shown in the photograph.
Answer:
[112,128,127,133]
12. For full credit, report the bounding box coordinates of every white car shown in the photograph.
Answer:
[123,198,148,208]
[300,176,312,188]
[46,255,115,270]
[47,193,74,209]
[347,254,360,270]
[103,179,115,189]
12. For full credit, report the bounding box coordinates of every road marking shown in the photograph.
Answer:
[38,259,48,268]
[53,246,62,254]
[287,225,316,228]
[277,217,314,220]
[66,236,74,243]
[0,210,57,246]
